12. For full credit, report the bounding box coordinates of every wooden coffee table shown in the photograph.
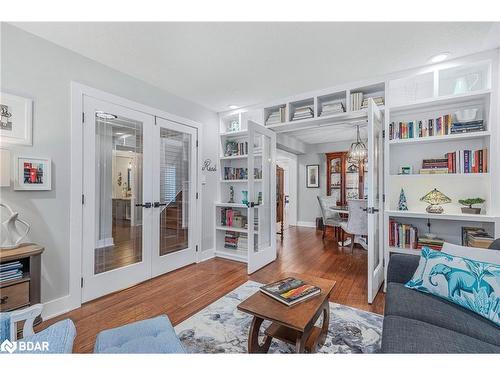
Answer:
[237,274,336,353]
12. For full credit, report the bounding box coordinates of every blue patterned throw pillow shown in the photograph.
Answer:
[405,247,500,326]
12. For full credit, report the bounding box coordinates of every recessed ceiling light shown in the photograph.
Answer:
[429,52,450,64]
[228,105,238,110]
[96,111,117,120]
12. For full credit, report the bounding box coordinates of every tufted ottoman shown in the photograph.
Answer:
[94,315,185,353]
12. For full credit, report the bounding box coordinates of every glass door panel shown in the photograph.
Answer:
[94,115,143,274]
[248,121,276,274]
[152,117,197,277]
[82,96,153,303]
[329,156,342,203]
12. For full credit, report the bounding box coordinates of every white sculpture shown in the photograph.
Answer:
[0,203,31,249]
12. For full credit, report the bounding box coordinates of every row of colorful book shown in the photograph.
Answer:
[0,261,24,283]
[220,208,247,228]
[420,148,488,174]
[389,117,484,140]
[224,140,248,156]
[389,220,444,250]
[223,167,263,180]
[389,220,418,249]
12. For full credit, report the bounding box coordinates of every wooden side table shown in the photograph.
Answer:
[0,243,44,322]
[237,274,336,353]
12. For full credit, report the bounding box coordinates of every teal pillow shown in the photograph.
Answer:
[405,247,500,326]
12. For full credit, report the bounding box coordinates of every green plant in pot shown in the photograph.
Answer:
[458,198,485,214]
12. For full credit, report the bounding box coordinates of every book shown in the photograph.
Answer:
[260,277,321,306]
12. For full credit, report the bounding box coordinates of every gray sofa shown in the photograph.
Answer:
[381,254,500,353]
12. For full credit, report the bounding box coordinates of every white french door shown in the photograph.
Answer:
[82,96,154,302]
[82,96,198,302]
[247,121,277,274]
[367,98,385,304]
[151,118,197,277]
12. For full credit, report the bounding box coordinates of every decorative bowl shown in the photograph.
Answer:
[455,109,478,122]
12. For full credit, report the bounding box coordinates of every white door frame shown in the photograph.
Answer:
[276,149,298,227]
[69,82,202,311]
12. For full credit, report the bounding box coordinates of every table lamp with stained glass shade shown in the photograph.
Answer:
[420,188,452,214]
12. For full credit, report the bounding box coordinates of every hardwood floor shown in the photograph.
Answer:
[38,226,385,353]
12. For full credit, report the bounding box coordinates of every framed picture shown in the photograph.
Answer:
[0,92,33,146]
[306,164,320,188]
[15,157,52,191]
[399,165,413,175]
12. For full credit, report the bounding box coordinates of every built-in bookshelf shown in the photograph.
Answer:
[215,117,276,270]
[262,83,385,133]
[384,59,499,283]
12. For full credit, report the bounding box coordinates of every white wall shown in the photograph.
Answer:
[0,23,219,305]
[297,141,352,225]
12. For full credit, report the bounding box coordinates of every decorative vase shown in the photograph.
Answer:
[0,203,31,249]
[242,190,248,206]
[398,188,408,211]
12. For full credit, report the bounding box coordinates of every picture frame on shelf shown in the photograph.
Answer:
[306,164,320,188]
[14,156,52,191]
[0,92,33,146]
[398,165,413,175]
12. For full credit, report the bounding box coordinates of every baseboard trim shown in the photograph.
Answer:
[296,221,316,228]
[42,294,75,320]
[199,247,215,262]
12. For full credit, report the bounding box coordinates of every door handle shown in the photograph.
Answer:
[284,195,290,204]
[153,202,168,208]
[135,202,152,208]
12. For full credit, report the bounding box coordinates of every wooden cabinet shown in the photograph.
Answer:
[0,244,44,315]
[325,152,364,205]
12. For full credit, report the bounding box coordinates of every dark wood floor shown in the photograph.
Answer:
[39,226,385,353]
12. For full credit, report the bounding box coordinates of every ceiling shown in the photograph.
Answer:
[11,22,500,112]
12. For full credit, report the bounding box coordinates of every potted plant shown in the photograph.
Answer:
[458,198,485,214]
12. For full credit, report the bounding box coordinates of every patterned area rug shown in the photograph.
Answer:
[175,281,383,353]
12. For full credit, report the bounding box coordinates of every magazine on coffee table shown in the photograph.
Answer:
[260,277,321,306]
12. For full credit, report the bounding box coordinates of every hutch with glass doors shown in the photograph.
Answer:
[215,113,277,274]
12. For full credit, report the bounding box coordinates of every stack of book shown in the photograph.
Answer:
[462,227,494,248]
[292,105,313,121]
[224,231,239,250]
[350,92,363,111]
[266,107,286,125]
[417,237,444,251]
[360,96,384,109]
[0,261,23,283]
[389,220,418,249]
[445,149,488,173]
[320,100,345,116]
[451,120,484,134]
[420,158,449,174]
[260,277,321,306]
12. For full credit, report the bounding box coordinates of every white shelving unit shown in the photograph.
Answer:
[384,59,499,279]
[215,115,277,273]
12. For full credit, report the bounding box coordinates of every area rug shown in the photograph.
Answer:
[174,281,383,353]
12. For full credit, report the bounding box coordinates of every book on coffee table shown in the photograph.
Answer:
[260,277,321,306]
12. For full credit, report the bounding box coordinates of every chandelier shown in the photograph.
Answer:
[347,125,367,163]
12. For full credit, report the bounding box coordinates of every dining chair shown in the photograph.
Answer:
[317,196,345,240]
[340,199,368,253]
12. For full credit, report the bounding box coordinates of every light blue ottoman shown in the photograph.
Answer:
[94,315,185,353]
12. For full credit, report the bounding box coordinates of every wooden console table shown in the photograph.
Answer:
[0,244,44,321]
